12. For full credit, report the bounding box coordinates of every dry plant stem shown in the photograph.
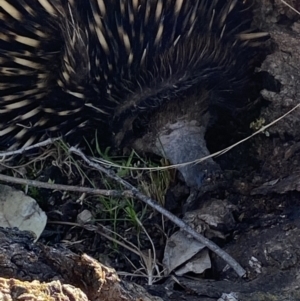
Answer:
[89,103,300,172]
[50,221,164,283]
[0,138,61,158]
[281,0,300,14]
[0,103,299,169]
[0,173,133,198]
[69,146,246,277]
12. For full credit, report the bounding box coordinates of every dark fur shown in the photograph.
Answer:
[0,0,266,150]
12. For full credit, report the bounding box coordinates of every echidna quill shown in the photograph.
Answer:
[0,0,268,187]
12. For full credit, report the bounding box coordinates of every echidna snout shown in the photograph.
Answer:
[137,120,220,188]
[0,0,268,188]
[132,93,221,188]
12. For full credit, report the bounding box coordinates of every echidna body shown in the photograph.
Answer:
[0,0,266,187]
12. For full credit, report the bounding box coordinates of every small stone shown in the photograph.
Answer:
[77,210,93,224]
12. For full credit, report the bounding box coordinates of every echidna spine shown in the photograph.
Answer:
[0,0,267,150]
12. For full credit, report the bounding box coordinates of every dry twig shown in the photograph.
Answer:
[0,173,133,198]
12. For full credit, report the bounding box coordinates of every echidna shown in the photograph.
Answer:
[0,0,267,187]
